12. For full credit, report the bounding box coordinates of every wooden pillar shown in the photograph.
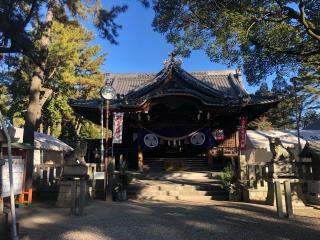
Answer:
[206,149,213,169]
[138,145,144,171]
[0,197,3,215]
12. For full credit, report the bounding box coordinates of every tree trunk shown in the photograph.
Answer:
[76,122,83,136]
[75,116,83,136]
[23,3,54,189]
[292,79,302,159]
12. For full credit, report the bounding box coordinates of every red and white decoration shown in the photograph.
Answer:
[112,112,124,144]
[212,129,224,140]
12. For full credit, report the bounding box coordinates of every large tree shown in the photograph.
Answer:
[252,74,320,130]
[8,21,105,139]
[149,0,320,85]
[0,0,128,188]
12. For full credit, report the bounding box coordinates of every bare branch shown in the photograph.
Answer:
[23,0,38,28]
[298,0,320,42]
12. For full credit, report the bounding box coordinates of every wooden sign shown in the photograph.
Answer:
[0,157,25,198]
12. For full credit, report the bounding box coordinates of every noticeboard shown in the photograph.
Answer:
[0,156,25,198]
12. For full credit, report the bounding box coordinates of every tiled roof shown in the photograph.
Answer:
[109,70,245,97]
[69,56,278,119]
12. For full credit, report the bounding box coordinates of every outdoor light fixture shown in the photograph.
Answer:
[100,84,116,101]
[100,79,116,202]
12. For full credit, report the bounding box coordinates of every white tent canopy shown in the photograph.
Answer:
[12,127,73,152]
[34,132,73,152]
[246,130,307,151]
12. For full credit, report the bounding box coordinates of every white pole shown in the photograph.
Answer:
[0,111,19,240]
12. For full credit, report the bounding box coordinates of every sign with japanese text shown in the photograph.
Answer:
[239,117,247,150]
[112,112,124,144]
[0,156,24,198]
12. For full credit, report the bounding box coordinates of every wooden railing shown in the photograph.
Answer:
[210,147,239,156]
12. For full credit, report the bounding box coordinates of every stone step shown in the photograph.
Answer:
[128,169,228,202]
[129,182,224,191]
[133,194,215,202]
[128,189,226,197]
[135,171,219,178]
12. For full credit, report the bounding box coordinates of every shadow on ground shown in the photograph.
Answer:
[17,200,320,240]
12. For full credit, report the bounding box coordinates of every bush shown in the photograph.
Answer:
[220,164,233,190]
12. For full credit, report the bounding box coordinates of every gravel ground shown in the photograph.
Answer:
[16,200,320,240]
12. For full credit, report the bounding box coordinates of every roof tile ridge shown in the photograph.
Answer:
[190,69,237,75]
[125,64,173,98]
[109,72,156,76]
[228,73,250,97]
[174,65,234,99]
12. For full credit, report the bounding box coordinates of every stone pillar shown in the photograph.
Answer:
[106,156,115,202]
[239,154,246,181]
[275,181,284,217]
[284,181,294,218]
[70,179,86,216]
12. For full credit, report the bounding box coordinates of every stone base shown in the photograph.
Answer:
[63,165,88,178]
[304,180,320,205]
[266,179,306,207]
[243,187,268,204]
[56,180,88,208]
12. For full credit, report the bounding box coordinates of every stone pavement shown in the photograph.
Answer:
[16,200,320,240]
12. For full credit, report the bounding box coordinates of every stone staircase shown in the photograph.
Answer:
[144,157,208,171]
[128,171,228,203]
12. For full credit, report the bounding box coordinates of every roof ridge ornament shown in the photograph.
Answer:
[163,51,182,67]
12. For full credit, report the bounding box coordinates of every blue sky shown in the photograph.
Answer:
[85,1,260,93]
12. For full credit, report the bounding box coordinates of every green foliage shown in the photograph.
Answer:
[150,0,320,86]
[0,85,10,115]
[117,162,132,191]
[257,74,320,130]
[248,116,273,130]
[43,21,106,138]
[220,164,233,190]
[79,122,101,139]
[0,0,127,58]
[302,110,320,128]
[4,20,106,139]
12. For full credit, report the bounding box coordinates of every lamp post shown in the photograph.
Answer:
[100,81,116,201]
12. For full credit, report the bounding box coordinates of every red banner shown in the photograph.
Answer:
[239,117,247,150]
[112,112,124,144]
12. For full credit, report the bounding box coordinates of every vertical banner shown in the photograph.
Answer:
[239,117,247,150]
[112,112,124,144]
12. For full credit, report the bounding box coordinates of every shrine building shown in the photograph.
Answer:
[69,55,278,172]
